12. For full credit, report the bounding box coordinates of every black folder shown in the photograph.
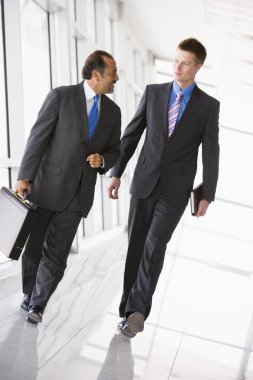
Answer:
[190,183,203,216]
[0,187,37,260]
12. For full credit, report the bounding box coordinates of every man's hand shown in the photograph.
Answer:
[15,179,32,197]
[108,177,121,199]
[195,199,210,217]
[86,153,102,168]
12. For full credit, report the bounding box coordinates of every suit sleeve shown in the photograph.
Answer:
[18,89,59,182]
[98,107,121,174]
[110,86,148,178]
[202,100,220,202]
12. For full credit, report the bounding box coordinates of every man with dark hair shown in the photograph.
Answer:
[15,50,121,324]
[108,37,220,337]
[82,50,114,79]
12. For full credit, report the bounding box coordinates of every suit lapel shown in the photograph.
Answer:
[169,85,201,140]
[74,82,89,141]
[163,82,172,140]
[158,82,173,140]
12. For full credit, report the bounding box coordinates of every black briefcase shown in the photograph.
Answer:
[0,186,37,260]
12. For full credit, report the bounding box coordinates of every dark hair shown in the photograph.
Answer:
[82,50,114,79]
[177,38,207,64]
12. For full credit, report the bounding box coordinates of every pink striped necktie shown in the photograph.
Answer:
[168,90,183,137]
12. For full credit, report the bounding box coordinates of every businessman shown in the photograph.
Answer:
[108,38,220,338]
[15,50,121,324]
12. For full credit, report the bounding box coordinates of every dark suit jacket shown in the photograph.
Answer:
[111,82,219,206]
[18,82,121,217]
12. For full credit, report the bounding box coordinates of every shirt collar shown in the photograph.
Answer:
[83,80,98,101]
[173,81,196,98]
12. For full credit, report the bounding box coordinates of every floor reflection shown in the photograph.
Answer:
[1,222,253,379]
[0,311,39,380]
[97,334,134,380]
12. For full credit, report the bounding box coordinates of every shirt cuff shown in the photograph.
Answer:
[100,155,105,168]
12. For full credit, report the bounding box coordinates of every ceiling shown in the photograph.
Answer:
[122,0,206,61]
[119,0,253,132]
[121,0,253,64]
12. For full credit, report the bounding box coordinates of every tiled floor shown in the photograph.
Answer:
[0,200,253,380]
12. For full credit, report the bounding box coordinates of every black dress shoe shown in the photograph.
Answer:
[20,294,31,312]
[27,306,43,324]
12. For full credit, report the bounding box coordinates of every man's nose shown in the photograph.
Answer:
[176,62,183,70]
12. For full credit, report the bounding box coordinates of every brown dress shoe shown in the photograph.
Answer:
[121,312,144,338]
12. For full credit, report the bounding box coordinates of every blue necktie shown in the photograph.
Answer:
[88,95,99,139]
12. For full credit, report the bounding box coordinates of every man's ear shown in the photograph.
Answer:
[92,69,101,82]
[196,63,203,72]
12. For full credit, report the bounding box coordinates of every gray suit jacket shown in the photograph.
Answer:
[111,82,219,205]
[18,82,121,216]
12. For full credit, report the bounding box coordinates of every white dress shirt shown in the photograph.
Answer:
[83,80,101,114]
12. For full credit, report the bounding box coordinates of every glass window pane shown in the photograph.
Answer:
[105,16,112,52]
[71,36,78,84]
[0,167,9,188]
[69,0,76,20]
[0,4,9,264]
[217,128,253,207]
[94,0,98,43]
[20,0,51,139]
[93,177,103,233]
[0,169,11,263]
[0,4,8,158]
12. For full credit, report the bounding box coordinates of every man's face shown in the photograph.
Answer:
[173,48,202,88]
[96,57,119,94]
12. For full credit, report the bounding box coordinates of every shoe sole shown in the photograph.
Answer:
[121,327,136,338]
[121,312,144,338]
[27,311,42,324]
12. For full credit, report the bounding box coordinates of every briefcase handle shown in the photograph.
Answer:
[13,189,37,211]
[15,189,29,202]
[23,189,29,201]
